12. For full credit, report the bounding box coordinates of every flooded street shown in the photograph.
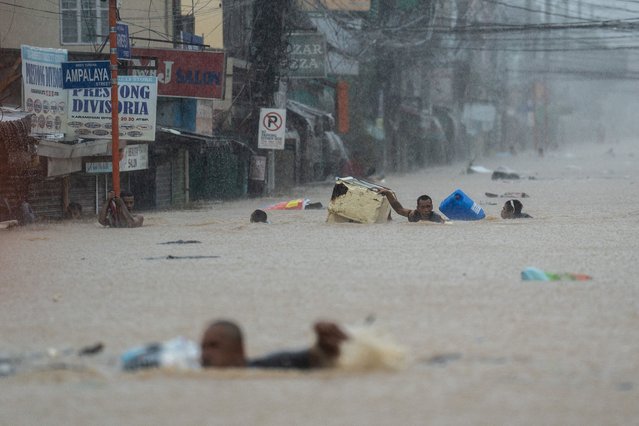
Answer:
[1,141,638,425]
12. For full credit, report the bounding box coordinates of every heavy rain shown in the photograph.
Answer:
[1,0,639,424]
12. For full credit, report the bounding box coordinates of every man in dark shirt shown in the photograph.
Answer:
[377,190,445,223]
[200,320,348,369]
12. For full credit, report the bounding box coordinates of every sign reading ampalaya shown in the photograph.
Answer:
[67,76,158,141]
[21,45,68,137]
[130,48,225,99]
[61,60,111,89]
[258,108,286,150]
[287,33,326,79]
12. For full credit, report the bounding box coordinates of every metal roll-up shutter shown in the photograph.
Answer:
[70,173,98,216]
[29,177,63,220]
[171,148,186,206]
[155,159,172,209]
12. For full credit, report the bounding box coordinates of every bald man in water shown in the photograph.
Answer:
[200,320,348,369]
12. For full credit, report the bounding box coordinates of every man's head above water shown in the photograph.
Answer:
[200,320,247,368]
[415,195,433,217]
[120,190,135,212]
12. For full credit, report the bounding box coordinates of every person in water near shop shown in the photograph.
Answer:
[200,320,348,369]
[377,190,445,223]
[98,190,144,228]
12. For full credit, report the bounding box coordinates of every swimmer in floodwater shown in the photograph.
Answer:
[501,199,532,219]
[250,209,268,223]
[377,190,445,223]
[200,320,348,369]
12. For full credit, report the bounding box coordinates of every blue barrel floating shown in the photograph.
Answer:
[439,189,485,221]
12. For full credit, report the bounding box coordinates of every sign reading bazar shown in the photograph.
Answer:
[287,33,326,79]
[129,48,225,99]
[66,76,158,141]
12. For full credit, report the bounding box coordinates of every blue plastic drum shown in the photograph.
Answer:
[439,189,485,221]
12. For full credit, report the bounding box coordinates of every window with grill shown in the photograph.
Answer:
[61,0,108,44]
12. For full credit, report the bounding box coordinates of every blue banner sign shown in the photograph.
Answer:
[117,22,131,59]
[61,60,111,89]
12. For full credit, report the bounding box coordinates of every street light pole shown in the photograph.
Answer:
[109,0,121,196]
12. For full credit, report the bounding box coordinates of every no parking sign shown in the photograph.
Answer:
[258,108,286,150]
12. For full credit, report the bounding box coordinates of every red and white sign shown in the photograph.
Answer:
[257,108,286,150]
[130,48,225,99]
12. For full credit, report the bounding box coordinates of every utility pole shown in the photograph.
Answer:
[543,0,550,153]
[109,0,121,195]
[248,0,289,195]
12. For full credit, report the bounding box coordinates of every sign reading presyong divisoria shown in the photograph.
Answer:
[67,76,157,141]
[21,45,68,138]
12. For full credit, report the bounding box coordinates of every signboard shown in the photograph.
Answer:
[180,31,203,51]
[61,61,111,89]
[258,108,286,150]
[320,0,369,10]
[116,22,131,60]
[21,45,68,137]
[67,76,158,141]
[129,48,225,99]
[249,155,267,181]
[287,33,326,78]
[86,144,149,173]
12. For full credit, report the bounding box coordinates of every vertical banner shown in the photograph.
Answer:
[336,80,349,133]
[257,108,286,150]
[21,45,68,138]
[67,76,158,141]
[116,22,131,60]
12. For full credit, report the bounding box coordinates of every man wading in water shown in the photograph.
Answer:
[98,190,144,228]
[200,320,348,369]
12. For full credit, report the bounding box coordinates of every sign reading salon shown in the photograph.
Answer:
[129,48,225,99]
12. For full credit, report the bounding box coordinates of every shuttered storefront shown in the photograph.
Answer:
[69,173,99,216]
[29,176,63,220]
[171,148,186,206]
